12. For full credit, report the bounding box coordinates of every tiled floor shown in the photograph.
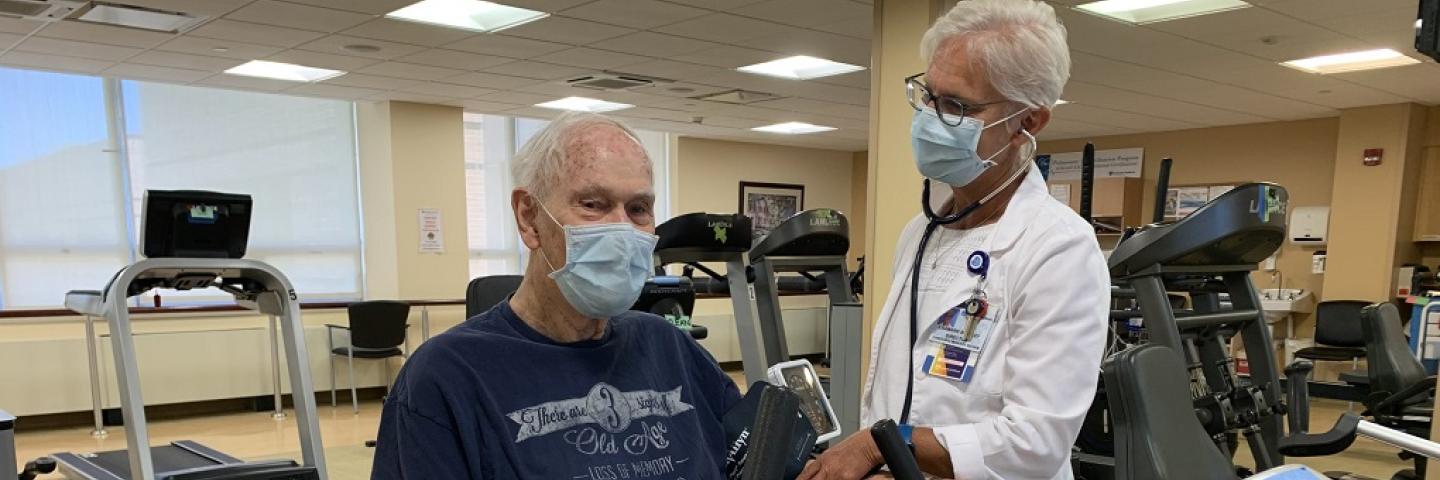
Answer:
[9,390,1420,479]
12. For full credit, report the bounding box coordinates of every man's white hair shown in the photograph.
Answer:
[921,0,1071,110]
[510,111,650,201]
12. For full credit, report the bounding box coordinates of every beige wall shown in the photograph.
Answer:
[385,102,471,301]
[672,137,857,227]
[1040,118,1340,329]
[851,151,869,266]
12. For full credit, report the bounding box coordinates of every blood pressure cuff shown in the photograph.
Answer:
[722,382,817,480]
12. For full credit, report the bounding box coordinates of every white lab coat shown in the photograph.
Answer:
[861,165,1110,479]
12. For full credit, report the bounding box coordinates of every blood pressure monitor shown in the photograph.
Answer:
[767,359,842,443]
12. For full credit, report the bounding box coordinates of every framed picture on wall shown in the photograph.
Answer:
[739,181,805,242]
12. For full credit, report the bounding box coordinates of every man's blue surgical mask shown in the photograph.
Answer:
[537,201,658,320]
[911,107,1028,187]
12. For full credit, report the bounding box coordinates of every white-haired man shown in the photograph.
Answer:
[373,112,741,479]
[801,1,1108,478]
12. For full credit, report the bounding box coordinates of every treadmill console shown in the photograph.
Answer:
[141,190,252,259]
[1109,183,1286,277]
[750,208,849,258]
[655,212,753,255]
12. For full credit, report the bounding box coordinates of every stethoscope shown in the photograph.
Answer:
[898,131,1034,426]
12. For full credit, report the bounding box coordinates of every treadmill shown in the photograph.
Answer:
[747,208,863,440]
[54,190,327,480]
[653,213,769,383]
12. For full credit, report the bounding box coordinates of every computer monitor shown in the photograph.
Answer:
[141,190,252,259]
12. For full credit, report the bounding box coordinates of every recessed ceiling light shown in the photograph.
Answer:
[737,55,865,80]
[224,60,345,82]
[1055,99,1071,106]
[535,96,633,112]
[1281,48,1419,74]
[386,0,548,33]
[75,2,205,33]
[1076,0,1250,24]
[751,122,836,134]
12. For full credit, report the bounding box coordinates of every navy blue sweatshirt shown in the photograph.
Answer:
[372,300,742,479]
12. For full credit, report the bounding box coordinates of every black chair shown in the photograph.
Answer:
[1359,302,1434,479]
[327,300,410,413]
[1295,300,1371,374]
[466,275,523,319]
[1103,344,1238,480]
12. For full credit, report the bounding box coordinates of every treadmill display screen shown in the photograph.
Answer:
[780,364,836,435]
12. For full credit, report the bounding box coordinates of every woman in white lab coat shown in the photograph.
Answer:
[799,1,1110,479]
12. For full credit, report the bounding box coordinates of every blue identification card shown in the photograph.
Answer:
[921,344,977,383]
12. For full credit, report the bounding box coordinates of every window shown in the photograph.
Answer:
[0,66,363,309]
[464,115,671,280]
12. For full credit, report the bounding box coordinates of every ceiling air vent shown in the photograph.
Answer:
[0,0,83,21]
[566,73,666,91]
[694,89,782,105]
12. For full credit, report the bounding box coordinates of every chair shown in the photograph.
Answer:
[1103,344,1238,480]
[327,300,410,413]
[1359,302,1434,479]
[466,275,523,319]
[1295,300,1371,371]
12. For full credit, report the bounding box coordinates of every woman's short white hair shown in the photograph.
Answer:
[921,0,1071,110]
[510,111,650,201]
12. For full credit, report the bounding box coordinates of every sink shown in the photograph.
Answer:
[1258,288,1315,324]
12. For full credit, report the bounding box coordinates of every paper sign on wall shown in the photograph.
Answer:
[418,208,444,253]
[1049,184,1071,204]
[1044,147,1144,181]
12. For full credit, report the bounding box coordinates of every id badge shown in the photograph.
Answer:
[921,344,978,383]
[929,313,997,353]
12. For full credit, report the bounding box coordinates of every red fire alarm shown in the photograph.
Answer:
[1364,148,1384,166]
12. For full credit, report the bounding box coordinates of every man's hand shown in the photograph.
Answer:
[797,431,884,480]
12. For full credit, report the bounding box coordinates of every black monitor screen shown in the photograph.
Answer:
[141,190,252,259]
[1420,0,1439,61]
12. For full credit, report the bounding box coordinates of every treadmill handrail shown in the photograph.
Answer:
[93,258,327,480]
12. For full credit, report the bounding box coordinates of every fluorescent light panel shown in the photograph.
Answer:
[751,122,836,134]
[224,60,345,82]
[1281,48,1419,74]
[535,96,633,112]
[737,55,865,80]
[386,0,547,33]
[1076,0,1250,24]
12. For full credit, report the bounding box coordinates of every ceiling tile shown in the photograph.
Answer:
[500,16,634,45]
[614,59,727,82]
[1210,65,1412,108]
[461,99,527,113]
[342,18,477,47]
[401,82,497,98]
[758,97,867,119]
[0,16,41,34]
[661,0,767,10]
[283,0,416,14]
[472,91,559,105]
[13,37,142,61]
[442,72,537,89]
[396,49,514,70]
[1063,81,1273,126]
[370,91,463,105]
[499,0,595,12]
[513,81,596,96]
[561,0,708,29]
[226,0,374,33]
[733,29,870,66]
[157,36,284,59]
[1332,64,1440,103]
[1252,0,1414,22]
[358,61,468,80]
[654,13,790,43]
[1145,7,1365,62]
[103,63,211,83]
[35,21,175,48]
[287,82,388,99]
[298,35,426,59]
[812,17,872,39]
[788,82,869,106]
[0,51,114,74]
[1308,7,1420,46]
[592,32,719,58]
[484,60,590,80]
[444,34,571,57]
[731,0,869,28]
[264,49,382,71]
[188,19,327,48]
[130,50,243,71]
[813,70,869,89]
[0,32,23,50]
[532,47,647,70]
[646,81,732,98]
[324,73,423,90]
[671,45,780,68]
[1050,103,1206,132]
[118,0,250,17]
[196,73,298,92]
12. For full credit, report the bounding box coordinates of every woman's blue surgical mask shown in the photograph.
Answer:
[911,107,1028,187]
[537,201,658,320]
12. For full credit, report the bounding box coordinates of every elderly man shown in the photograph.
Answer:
[801,0,1108,479]
[372,112,741,479]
